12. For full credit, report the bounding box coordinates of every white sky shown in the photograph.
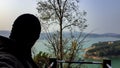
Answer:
[0,0,38,30]
[0,0,120,34]
[79,0,120,34]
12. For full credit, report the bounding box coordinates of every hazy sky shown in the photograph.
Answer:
[0,0,37,30]
[0,0,120,34]
[79,0,120,34]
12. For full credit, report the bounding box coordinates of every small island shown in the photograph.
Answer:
[84,40,120,60]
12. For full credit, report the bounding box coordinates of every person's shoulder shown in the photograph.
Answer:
[0,36,25,68]
[0,35,12,45]
[0,35,13,48]
[0,35,9,40]
[0,35,16,52]
[0,52,24,68]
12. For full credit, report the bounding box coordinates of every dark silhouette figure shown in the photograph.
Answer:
[0,14,41,68]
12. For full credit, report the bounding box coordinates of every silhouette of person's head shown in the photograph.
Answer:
[9,14,41,50]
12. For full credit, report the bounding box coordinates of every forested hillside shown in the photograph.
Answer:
[84,40,120,59]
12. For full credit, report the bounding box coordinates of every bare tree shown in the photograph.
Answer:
[37,0,87,67]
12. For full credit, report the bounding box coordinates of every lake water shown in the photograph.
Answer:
[33,37,120,68]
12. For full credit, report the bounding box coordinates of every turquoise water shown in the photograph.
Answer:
[111,58,120,68]
[33,37,120,68]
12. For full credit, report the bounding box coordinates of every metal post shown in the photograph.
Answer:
[103,60,111,68]
[49,58,57,68]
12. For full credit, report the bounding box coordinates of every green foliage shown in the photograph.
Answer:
[33,51,50,68]
[86,40,120,58]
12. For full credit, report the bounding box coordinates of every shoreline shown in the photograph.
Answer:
[83,55,108,60]
[83,54,120,60]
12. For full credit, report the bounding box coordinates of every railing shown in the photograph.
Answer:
[106,64,112,68]
[48,58,112,68]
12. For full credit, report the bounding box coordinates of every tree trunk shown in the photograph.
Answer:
[60,18,63,68]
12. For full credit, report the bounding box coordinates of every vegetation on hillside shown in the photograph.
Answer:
[84,40,120,59]
[33,51,50,68]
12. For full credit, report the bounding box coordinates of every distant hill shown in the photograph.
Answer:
[89,33,120,38]
[101,33,120,38]
[39,32,120,40]
[0,30,120,39]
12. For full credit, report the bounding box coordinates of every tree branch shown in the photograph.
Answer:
[62,23,73,30]
[62,0,68,17]
[48,0,60,19]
